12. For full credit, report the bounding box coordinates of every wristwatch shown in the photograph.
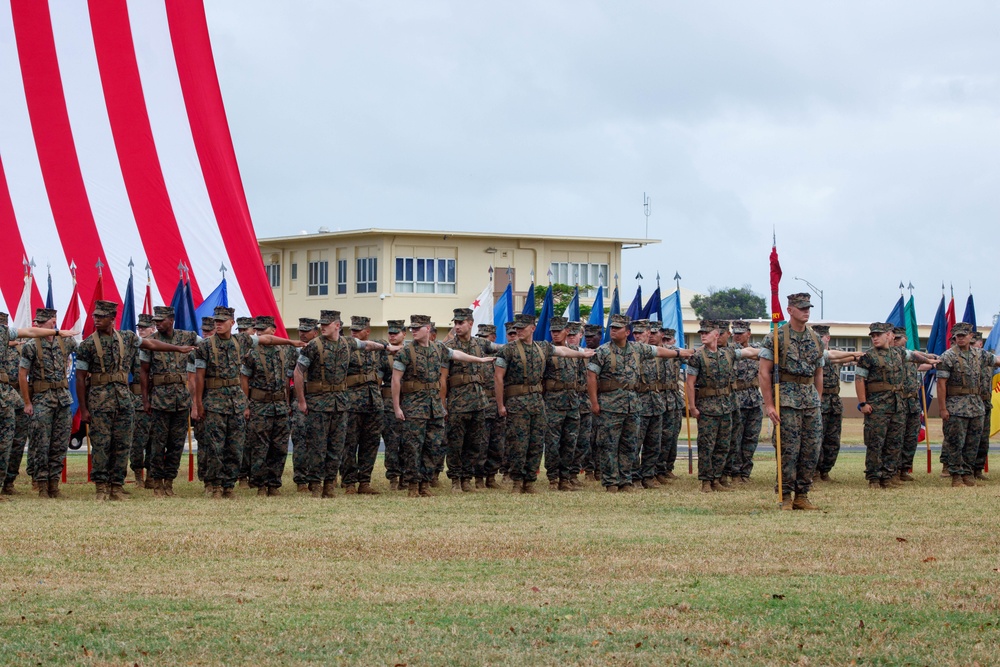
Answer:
[857,402,868,411]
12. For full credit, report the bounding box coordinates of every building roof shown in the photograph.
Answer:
[259,227,660,247]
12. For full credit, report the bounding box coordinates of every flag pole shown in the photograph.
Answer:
[188,415,195,483]
[774,320,783,506]
[684,381,694,475]
[920,381,932,473]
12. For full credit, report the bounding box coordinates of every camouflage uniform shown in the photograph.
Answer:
[899,346,923,475]
[21,332,77,484]
[571,347,592,479]
[474,328,506,483]
[2,336,30,488]
[759,323,823,496]
[290,319,318,489]
[76,326,141,487]
[341,335,385,488]
[726,340,763,480]
[856,339,908,482]
[142,325,199,482]
[656,338,684,478]
[128,350,153,476]
[394,338,451,485]
[634,339,664,483]
[816,348,844,475]
[242,341,294,490]
[588,336,660,488]
[686,346,738,483]
[974,345,994,476]
[445,332,491,484]
[380,326,403,483]
[542,335,581,484]
[937,343,986,477]
[495,336,551,484]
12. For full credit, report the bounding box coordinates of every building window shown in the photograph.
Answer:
[265,263,280,288]
[337,259,347,295]
[395,257,455,294]
[357,257,377,294]
[308,260,329,296]
[549,262,609,297]
[290,263,297,281]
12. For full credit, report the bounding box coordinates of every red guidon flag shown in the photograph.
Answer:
[770,242,784,323]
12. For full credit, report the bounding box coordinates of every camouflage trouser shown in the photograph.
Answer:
[89,403,135,486]
[543,407,579,482]
[774,406,821,496]
[342,409,382,485]
[247,406,289,488]
[571,410,592,476]
[635,413,662,481]
[29,397,71,482]
[726,406,763,479]
[399,416,444,485]
[595,410,639,488]
[695,412,731,482]
[150,409,190,481]
[382,405,401,480]
[975,401,991,474]
[942,414,984,477]
[900,410,922,473]
[129,396,154,472]
[816,401,843,474]
[475,413,505,478]
[0,403,13,485]
[302,409,348,483]
[290,407,308,485]
[4,408,30,485]
[657,406,683,475]
[200,410,246,490]
[446,410,487,481]
[505,407,546,483]
[194,418,207,482]
[863,409,905,481]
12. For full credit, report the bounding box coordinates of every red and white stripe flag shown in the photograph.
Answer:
[0,0,281,332]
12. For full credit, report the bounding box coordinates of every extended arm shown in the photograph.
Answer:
[552,346,596,359]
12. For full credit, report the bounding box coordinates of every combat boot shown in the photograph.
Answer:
[885,476,903,488]
[203,482,214,497]
[548,479,558,490]
[94,483,109,501]
[737,476,751,485]
[429,472,441,488]
[267,486,281,496]
[398,481,409,491]
[522,481,538,494]
[975,471,990,481]
[1,482,15,496]
[460,479,475,493]
[655,474,670,485]
[619,483,634,493]
[343,483,357,495]
[145,476,155,489]
[257,486,268,497]
[700,481,712,493]
[109,485,126,501]
[451,478,462,492]
[152,479,166,498]
[211,485,223,499]
[962,475,976,487]
[940,465,951,478]
[510,480,523,494]
[899,471,915,482]
[569,475,584,488]
[31,479,39,492]
[641,478,660,489]
[719,475,732,487]
[474,476,485,489]
[133,469,144,489]
[408,484,420,498]
[818,471,831,482]
[585,471,597,482]
[238,477,249,489]
[951,475,963,488]
[605,485,618,493]
[665,471,678,480]
[163,479,175,497]
[418,482,434,497]
[388,477,399,491]
[297,483,309,493]
[558,479,574,492]
[780,495,793,510]
[309,482,322,498]
[485,475,500,489]
[792,493,820,510]
[221,487,235,499]
[357,482,380,495]
[47,479,60,499]
[322,480,337,498]
[869,480,882,490]
[711,480,734,492]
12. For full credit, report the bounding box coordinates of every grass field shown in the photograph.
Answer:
[1,448,998,666]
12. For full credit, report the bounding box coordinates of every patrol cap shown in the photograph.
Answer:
[386,319,405,334]
[298,317,319,332]
[787,292,813,309]
[566,321,582,335]
[549,316,569,332]
[608,314,630,329]
[0,311,8,325]
[152,306,174,321]
[476,324,496,338]
[697,320,717,334]
[731,320,751,334]
[811,324,830,336]
[93,300,118,318]
[504,321,517,336]
[408,314,432,328]
[868,322,893,335]
[137,313,154,328]
[350,315,370,331]
[429,323,437,333]
[319,310,341,325]
[952,322,974,336]
[631,319,649,333]
[892,326,906,336]
[214,307,236,321]
[236,317,254,329]
[972,330,983,342]
[584,324,602,337]
[34,307,57,323]
[254,315,276,330]
[716,320,731,333]
[201,316,216,332]
[661,327,676,338]
[452,308,474,322]
[513,313,536,329]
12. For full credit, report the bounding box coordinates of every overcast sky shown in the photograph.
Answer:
[205,1,1000,324]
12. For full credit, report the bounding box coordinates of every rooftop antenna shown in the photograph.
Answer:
[643,192,651,239]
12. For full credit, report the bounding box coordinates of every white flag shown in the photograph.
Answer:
[471,275,494,333]
[13,274,33,330]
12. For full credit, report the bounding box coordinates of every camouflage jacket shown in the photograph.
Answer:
[1,326,23,411]
[978,348,996,402]
[343,341,386,413]
[587,341,658,414]
[393,341,450,420]
[937,348,986,418]
[21,334,78,408]
[297,335,366,413]
[759,324,823,410]
[637,348,665,416]
[194,332,258,415]
[856,347,908,414]
[820,348,844,414]
[241,345,294,417]
[544,343,581,413]
[576,354,590,414]
[76,329,142,412]
[659,347,683,412]
[381,348,397,412]
[141,329,198,412]
[445,336,491,413]
[495,339,552,415]
[686,346,738,416]
[902,356,922,414]
[732,342,762,409]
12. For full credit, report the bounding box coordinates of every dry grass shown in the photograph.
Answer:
[1,450,998,666]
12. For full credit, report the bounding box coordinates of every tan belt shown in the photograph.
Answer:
[504,383,543,399]
[598,379,635,393]
[401,380,438,394]
[305,380,347,394]
[205,377,240,390]
[447,374,481,389]
[32,379,69,392]
[345,372,378,388]
[249,388,286,402]
[904,391,918,399]
[635,382,656,393]
[483,386,495,398]
[947,386,978,396]
[733,378,760,391]
[89,371,129,386]
[130,383,142,396]
[152,373,185,386]
[697,386,731,398]
[779,373,814,385]
[866,382,901,394]
[381,386,393,399]
[544,379,582,392]
[824,385,841,396]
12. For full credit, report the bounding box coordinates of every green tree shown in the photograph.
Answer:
[690,285,766,320]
